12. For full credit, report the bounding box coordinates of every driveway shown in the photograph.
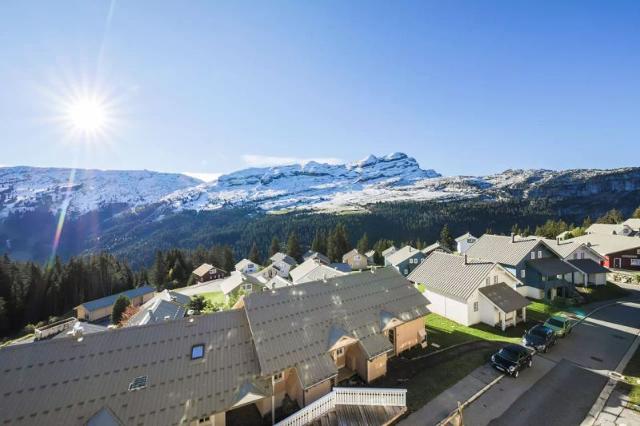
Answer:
[463,300,640,426]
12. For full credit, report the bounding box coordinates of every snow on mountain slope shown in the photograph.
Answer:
[0,166,201,218]
[162,153,443,212]
[2,155,639,218]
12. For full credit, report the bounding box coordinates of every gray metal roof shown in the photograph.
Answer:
[78,286,156,312]
[290,259,346,284]
[192,263,224,278]
[455,232,476,242]
[586,223,633,236]
[302,251,331,265]
[220,271,265,295]
[567,259,610,274]
[465,234,551,266]
[270,252,298,266]
[0,310,265,426]
[538,238,598,259]
[386,246,422,266]
[526,258,578,276]
[569,234,640,256]
[243,267,429,381]
[624,218,640,231]
[478,283,530,313]
[382,246,397,257]
[422,241,451,255]
[407,252,495,301]
[125,299,187,327]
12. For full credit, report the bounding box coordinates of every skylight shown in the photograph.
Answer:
[191,344,205,360]
[128,376,148,391]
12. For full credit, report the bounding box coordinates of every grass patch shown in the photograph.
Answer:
[618,344,640,411]
[425,313,524,349]
[199,291,225,312]
[415,283,426,293]
[526,300,564,322]
[575,282,629,303]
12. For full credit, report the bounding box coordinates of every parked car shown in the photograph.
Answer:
[544,315,573,337]
[490,344,533,378]
[522,324,557,353]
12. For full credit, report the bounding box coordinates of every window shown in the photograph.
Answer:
[473,302,478,312]
[631,259,640,266]
[273,372,284,383]
[243,283,252,291]
[468,238,475,243]
[403,269,408,275]
[493,276,498,284]
[537,250,543,259]
[128,376,148,391]
[520,270,526,278]
[531,252,535,260]
[574,253,578,259]
[580,252,585,259]
[335,347,344,356]
[485,277,490,286]
[388,328,395,344]
[191,344,205,360]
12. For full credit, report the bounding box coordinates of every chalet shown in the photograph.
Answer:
[74,285,156,323]
[243,267,429,409]
[421,241,451,257]
[235,259,260,274]
[586,223,635,237]
[289,258,347,284]
[538,238,608,286]
[0,267,426,426]
[569,234,640,271]
[302,250,331,265]
[192,263,227,283]
[342,249,368,270]
[408,252,530,330]
[466,234,582,300]
[269,252,298,277]
[365,249,376,264]
[455,232,477,254]
[220,271,266,300]
[125,290,191,327]
[385,245,426,277]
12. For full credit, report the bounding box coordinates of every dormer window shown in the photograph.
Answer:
[273,372,284,383]
[191,344,205,360]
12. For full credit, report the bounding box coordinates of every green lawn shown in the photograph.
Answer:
[526,300,563,323]
[424,313,524,349]
[199,291,225,312]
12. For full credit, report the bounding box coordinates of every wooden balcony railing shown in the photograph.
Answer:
[275,387,407,426]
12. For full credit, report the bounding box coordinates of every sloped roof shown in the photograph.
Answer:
[465,234,553,266]
[125,299,187,327]
[538,238,602,260]
[382,246,397,257]
[568,259,609,274]
[586,223,632,235]
[0,310,265,426]
[192,263,217,277]
[342,249,360,261]
[478,283,530,313]
[527,258,578,275]
[78,285,156,312]
[623,218,640,231]
[569,234,640,256]
[270,252,297,266]
[422,241,451,255]
[235,258,257,271]
[365,250,376,257]
[407,252,495,301]
[455,232,477,242]
[220,271,265,295]
[302,251,330,265]
[386,246,422,266]
[296,264,347,284]
[243,267,430,380]
[265,275,293,290]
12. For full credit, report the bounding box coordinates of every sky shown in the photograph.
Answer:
[0,1,639,179]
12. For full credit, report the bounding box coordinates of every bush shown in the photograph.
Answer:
[111,295,131,325]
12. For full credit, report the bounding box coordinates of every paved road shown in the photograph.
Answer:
[464,300,640,426]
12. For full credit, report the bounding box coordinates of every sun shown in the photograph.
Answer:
[66,96,107,134]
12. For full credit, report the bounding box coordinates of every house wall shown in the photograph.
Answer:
[424,290,470,326]
[604,248,640,271]
[477,296,499,327]
[393,318,425,355]
[367,352,388,382]
[514,242,557,285]
[346,255,368,270]
[396,253,426,276]
[590,273,607,285]
[188,411,225,426]
[304,379,332,405]
[457,238,477,254]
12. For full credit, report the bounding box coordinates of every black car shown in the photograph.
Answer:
[490,344,533,378]
[522,324,557,353]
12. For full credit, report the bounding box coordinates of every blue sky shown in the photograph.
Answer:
[1,1,639,179]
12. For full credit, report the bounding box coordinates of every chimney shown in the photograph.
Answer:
[511,233,515,243]
[322,273,327,282]
[71,322,84,341]
[464,254,468,265]
[556,236,561,245]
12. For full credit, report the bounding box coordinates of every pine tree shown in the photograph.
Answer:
[582,216,593,228]
[269,237,281,256]
[597,209,624,224]
[287,232,302,262]
[439,224,455,251]
[633,206,640,219]
[356,233,369,254]
[152,251,167,289]
[111,295,131,325]
[222,246,235,273]
[311,230,327,255]
[249,242,262,264]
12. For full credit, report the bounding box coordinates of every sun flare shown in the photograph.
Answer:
[65,96,107,133]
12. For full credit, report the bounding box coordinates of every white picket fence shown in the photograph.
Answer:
[275,387,407,426]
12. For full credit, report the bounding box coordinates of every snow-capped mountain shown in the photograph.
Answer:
[1,153,639,218]
[0,166,200,218]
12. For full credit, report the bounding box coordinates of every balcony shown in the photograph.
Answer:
[275,387,406,426]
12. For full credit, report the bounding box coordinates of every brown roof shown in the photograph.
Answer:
[243,267,430,383]
[0,310,265,426]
